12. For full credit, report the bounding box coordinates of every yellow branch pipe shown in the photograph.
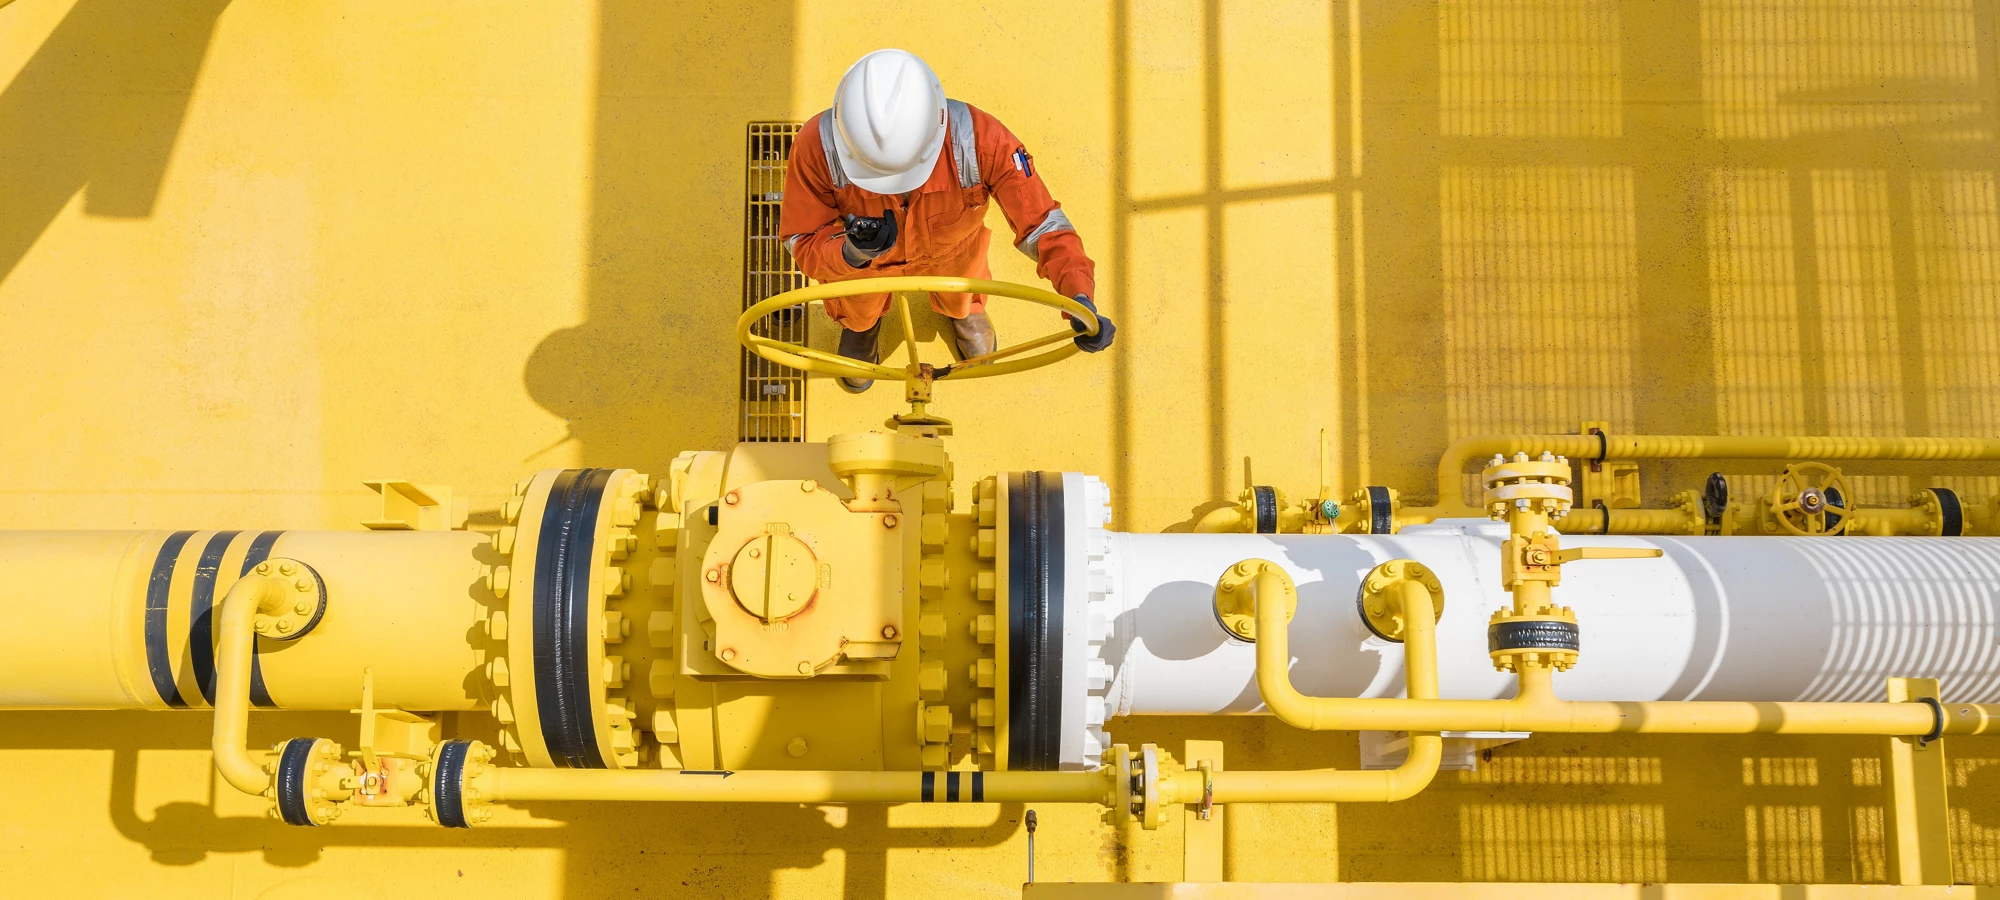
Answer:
[1252,559,2000,737]
[211,572,294,795]
[480,767,1111,804]
[1211,561,1444,803]
[1425,434,2000,512]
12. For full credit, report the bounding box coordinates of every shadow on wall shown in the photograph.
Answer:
[0,710,1022,898]
[524,0,798,475]
[0,0,230,285]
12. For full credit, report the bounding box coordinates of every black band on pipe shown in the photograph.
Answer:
[1366,486,1393,535]
[1007,471,1066,771]
[1488,619,1581,653]
[1918,697,1945,747]
[533,468,615,769]
[947,771,961,802]
[1593,430,1608,463]
[189,530,242,705]
[1929,488,1964,537]
[144,531,197,709]
[275,738,320,827]
[434,739,473,828]
[921,771,935,802]
[972,771,984,801]
[1251,486,1278,533]
[239,531,284,708]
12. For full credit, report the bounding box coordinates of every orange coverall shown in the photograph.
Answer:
[780,103,1097,331]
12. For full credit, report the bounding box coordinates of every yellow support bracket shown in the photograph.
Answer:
[1884,677,1953,886]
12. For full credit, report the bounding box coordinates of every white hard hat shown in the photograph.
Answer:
[830,49,947,194]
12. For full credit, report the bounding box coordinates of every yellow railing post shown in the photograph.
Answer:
[1181,739,1224,883]
[1884,677,1953,886]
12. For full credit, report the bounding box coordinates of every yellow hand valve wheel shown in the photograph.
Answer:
[735,276,1100,386]
[1767,461,1851,536]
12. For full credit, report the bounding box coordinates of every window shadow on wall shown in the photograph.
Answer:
[0,0,231,286]
[522,1,798,477]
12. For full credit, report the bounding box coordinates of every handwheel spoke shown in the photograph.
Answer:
[951,329,1075,371]
[735,275,1102,392]
[744,336,900,380]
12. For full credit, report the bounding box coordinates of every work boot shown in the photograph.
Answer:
[836,320,883,393]
[950,311,997,361]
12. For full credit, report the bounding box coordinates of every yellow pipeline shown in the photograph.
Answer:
[1251,561,2000,737]
[479,767,1110,804]
[1425,434,2000,513]
[1201,559,1443,803]
[211,570,292,795]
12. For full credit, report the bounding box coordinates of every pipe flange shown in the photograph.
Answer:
[1915,488,1965,537]
[1213,559,1296,642]
[1486,609,1580,673]
[1073,473,1116,769]
[425,739,496,827]
[249,558,326,641]
[269,737,351,826]
[1355,559,1445,643]
[500,468,651,770]
[1481,453,1573,520]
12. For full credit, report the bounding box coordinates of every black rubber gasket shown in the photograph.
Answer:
[1007,471,1065,771]
[1929,488,1964,537]
[1702,473,1729,522]
[188,530,243,704]
[1251,486,1278,533]
[275,738,319,827]
[143,530,197,709]
[1366,486,1393,535]
[1488,619,1581,653]
[1918,697,1945,747]
[434,739,473,828]
[239,531,285,708]
[532,468,615,769]
[1824,486,1847,530]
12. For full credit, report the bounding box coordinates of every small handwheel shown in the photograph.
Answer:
[1768,462,1851,536]
[735,276,1100,384]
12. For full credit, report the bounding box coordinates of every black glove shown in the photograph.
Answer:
[1069,294,1116,353]
[841,209,898,266]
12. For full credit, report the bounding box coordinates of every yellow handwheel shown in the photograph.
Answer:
[1767,462,1851,536]
[735,276,1100,385]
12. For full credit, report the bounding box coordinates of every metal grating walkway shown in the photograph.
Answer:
[740,121,808,442]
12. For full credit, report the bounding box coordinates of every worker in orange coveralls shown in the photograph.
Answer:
[780,48,1117,392]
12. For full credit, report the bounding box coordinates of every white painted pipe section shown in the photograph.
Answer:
[1074,520,2000,727]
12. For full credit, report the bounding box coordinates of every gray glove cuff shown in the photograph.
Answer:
[842,241,881,268]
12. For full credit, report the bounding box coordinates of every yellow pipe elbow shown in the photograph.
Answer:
[212,572,294,795]
[1194,505,1249,533]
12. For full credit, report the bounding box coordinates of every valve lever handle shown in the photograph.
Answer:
[1553,546,1664,564]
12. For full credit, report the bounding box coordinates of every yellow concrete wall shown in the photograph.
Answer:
[4,0,2000,896]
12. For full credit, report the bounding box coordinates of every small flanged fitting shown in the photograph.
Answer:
[1212,559,1297,642]
[1487,606,1581,673]
[425,739,497,828]
[1481,452,1574,521]
[1355,559,1445,643]
[270,737,353,826]
[251,558,327,641]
